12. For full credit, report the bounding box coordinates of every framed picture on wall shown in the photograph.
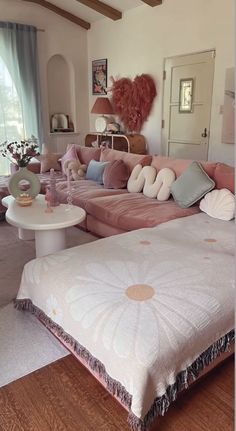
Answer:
[92,59,107,95]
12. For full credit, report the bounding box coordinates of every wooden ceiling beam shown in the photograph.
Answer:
[22,0,91,29]
[141,0,162,6]
[75,0,122,21]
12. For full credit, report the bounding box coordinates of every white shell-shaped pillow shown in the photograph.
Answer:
[200,188,235,220]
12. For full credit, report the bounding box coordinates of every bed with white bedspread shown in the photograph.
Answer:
[16,213,235,430]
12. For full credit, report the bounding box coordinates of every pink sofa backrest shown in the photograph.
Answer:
[151,155,234,193]
[151,156,217,179]
[214,163,235,193]
[100,148,152,174]
[67,144,101,165]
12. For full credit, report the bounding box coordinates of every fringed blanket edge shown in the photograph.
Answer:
[15,298,234,431]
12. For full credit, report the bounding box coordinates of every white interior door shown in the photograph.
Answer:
[162,51,215,161]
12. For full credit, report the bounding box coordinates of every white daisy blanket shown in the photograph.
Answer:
[16,213,235,430]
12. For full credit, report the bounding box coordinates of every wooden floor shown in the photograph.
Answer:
[0,354,234,431]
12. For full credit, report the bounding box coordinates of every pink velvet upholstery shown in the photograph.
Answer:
[86,215,126,237]
[85,193,200,232]
[214,163,235,193]
[151,156,217,179]
[67,145,101,165]
[60,145,79,174]
[56,179,128,210]
[100,148,152,174]
[40,153,62,173]
[3,149,234,239]
[103,160,129,189]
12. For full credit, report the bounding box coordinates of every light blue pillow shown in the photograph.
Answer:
[170,161,215,208]
[86,159,110,184]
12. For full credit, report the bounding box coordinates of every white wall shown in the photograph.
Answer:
[0,0,89,149]
[88,0,235,166]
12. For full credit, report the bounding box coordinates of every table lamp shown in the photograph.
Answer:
[91,97,114,133]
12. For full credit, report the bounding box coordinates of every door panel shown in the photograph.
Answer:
[162,51,215,161]
[168,142,208,160]
[169,105,208,141]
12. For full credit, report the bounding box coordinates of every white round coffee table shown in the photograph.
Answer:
[2,195,86,257]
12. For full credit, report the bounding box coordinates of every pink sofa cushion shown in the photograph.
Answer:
[40,153,62,173]
[60,145,79,174]
[151,156,217,180]
[103,160,129,189]
[67,145,101,166]
[214,163,234,193]
[56,179,128,210]
[100,148,152,174]
[78,146,101,165]
[85,193,200,231]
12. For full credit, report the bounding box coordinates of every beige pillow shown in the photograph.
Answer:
[40,153,62,173]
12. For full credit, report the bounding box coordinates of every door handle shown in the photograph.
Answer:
[201,128,208,138]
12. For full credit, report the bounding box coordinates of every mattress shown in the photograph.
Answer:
[16,213,235,430]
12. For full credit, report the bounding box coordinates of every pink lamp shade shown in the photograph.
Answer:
[91,97,114,115]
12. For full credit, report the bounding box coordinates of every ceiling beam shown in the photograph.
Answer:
[75,0,122,21]
[141,0,162,6]
[22,0,91,29]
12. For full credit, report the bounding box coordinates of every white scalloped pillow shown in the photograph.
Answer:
[199,188,235,220]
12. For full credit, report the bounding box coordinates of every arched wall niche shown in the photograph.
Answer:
[47,54,76,132]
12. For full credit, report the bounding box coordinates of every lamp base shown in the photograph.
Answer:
[95,116,108,133]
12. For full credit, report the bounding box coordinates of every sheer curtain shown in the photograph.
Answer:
[0,22,43,175]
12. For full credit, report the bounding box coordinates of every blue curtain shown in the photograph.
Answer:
[0,22,43,148]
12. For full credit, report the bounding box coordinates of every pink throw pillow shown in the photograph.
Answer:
[40,153,62,173]
[100,148,152,174]
[60,145,79,174]
[77,146,101,165]
[103,160,129,189]
[66,145,101,165]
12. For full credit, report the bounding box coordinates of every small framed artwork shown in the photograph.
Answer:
[92,59,107,95]
[179,78,193,113]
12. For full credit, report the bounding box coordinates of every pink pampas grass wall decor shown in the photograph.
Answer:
[110,74,157,133]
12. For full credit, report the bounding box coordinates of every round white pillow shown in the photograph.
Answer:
[199,188,235,221]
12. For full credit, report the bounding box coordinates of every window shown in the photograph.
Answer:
[0,56,25,174]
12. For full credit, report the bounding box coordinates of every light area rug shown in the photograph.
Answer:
[0,302,69,387]
[0,221,97,387]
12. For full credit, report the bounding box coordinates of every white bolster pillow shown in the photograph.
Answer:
[143,167,176,201]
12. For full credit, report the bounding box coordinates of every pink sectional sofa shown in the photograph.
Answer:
[1,146,234,237]
[55,146,234,237]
